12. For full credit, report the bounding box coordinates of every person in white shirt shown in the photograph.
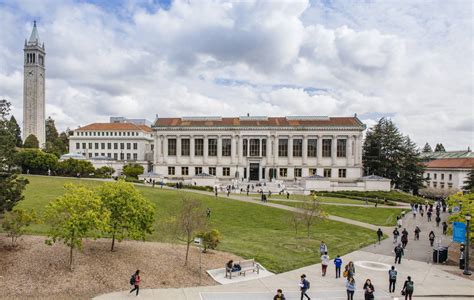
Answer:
[321,252,330,276]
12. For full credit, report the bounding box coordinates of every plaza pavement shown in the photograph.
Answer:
[95,190,474,300]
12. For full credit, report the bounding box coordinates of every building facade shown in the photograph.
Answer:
[23,21,46,146]
[424,158,474,191]
[152,116,365,182]
[68,123,154,174]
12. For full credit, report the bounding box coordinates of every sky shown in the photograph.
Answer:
[0,0,472,150]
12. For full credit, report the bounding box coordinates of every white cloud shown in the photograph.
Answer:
[0,0,472,150]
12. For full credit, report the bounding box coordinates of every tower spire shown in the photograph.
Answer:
[28,20,41,45]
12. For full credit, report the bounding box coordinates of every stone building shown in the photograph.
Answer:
[424,158,474,191]
[152,116,366,183]
[23,21,46,146]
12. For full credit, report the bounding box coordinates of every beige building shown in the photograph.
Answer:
[23,21,46,146]
[424,158,474,191]
[152,116,366,183]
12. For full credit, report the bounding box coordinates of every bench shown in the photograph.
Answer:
[225,259,260,279]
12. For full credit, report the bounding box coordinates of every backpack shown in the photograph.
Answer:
[389,270,397,280]
[395,247,403,255]
[305,279,310,289]
[405,281,414,292]
[129,274,136,285]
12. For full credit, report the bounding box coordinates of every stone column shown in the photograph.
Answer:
[259,138,262,157]
[266,135,271,161]
[331,135,337,166]
[288,136,293,165]
[204,135,208,164]
[273,135,279,165]
[177,136,181,163]
[302,135,308,166]
[156,135,162,164]
[163,136,168,164]
[231,135,236,165]
[190,135,195,162]
[217,135,222,164]
[347,135,353,166]
[237,135,243,164]
[317,135,323,167]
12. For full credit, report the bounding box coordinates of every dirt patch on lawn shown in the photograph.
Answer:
[0,235,242,299]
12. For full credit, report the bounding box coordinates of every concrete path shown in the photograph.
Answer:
[263,198,411,209]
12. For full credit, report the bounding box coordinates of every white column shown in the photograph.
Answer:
[317,135,322,167]
[177,136,182,163]
[190,135,195,162]
[204,135,208,164]
[163,136,168,164]
[347,135,353,166]
[217,135,222,164]
[273,135,279,166]
[266,135,271,161]
[288,136,293,165]
[259,138,262,157]
[331,135,337,166]
[237,135,243,164]
[155,135,161,164]
[302,135,308,166]
[231,135,236,165]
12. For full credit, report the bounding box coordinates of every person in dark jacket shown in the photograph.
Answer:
[402,276,414,300]
[388,265,397,293]
[363,278,375,300]
[429,231,435,246]
[377,228,383,244]
[299,274,311,300]
[334,255,343,278]
[435,215,441,227]
[273,289,286,300]
[442,222,448,235]
[394,244,404,264]
[129,270,141,296]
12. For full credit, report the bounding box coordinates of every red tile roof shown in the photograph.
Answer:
[424,158,474,169]
[154,117,364,128]
[76,123,152,132]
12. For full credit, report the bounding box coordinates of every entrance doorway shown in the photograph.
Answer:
[249,163,259,181]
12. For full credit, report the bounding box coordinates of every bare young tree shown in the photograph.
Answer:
[287,209,303,238]
[300,196,327,238]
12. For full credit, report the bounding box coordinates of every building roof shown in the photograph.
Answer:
[153,116,365,128]
[361,175,391,181]
[424,158,474,169]
[420,150,473,159]
[28,21,41,45]
[76,123,152,132]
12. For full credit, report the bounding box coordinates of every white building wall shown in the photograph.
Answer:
[424,168,470,190]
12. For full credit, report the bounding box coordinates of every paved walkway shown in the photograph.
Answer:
[262,198,411,209]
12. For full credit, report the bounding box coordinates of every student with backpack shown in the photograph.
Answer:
[377,228,383,244]
[429,231,435,246]
[299,274,311,300]
[346,276,356,300]
[394,244,404,264]
[334,255,343,278]
[129,270,141,296]
[321,252,330,276]
[273,288,286,300]
[388,266,397,293]
[402,276,414,300]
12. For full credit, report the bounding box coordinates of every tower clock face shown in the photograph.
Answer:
[28,70,34,76]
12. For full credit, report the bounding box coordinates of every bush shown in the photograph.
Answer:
[1,208,37,247]
[313,190,425,204]
[123,163,144,179]
[94,166,115,178]
[197,229,221,253]
[57,158,95,177]
[16,149,58,175]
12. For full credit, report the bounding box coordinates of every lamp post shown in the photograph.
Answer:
[464,213,472,276]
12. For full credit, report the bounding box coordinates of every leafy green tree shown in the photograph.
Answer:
[58,129,70,153]
[197,229,221,253]
[23,134,39,148]
[45,184,110,270]
[463,169,474,192]
[434,143,446,152]
[8,116,22,147]
[446,192,473,238]
[2,208,37,247]
[95,166,115,178]
[97,180,155,251]
[15,149,58,174]
[44,117,68,157]
[399,136,426,194]
[0,99,28,215]
[57,158,95,177]
[123,163,144,179]
[422,142,432,153]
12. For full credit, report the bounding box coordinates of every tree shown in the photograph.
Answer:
[287,209,303,238]
[58,129,70,153]
[23,134,39,148]
[434,143,446,152]
[57,158,95,177]
[8,116,22,147]
[446,192,473,238]
[123,163,144,179]
[15,149,58,174]
[171,194,208,266]
[97,180,155,251]
[2,208,37,247]
[463,169,474,192]
[45,184,109,270]
[196,229,221,253]
[362,118,425,192]
[95,166,115,178]
[45,117,68,157]
[300,196,327,238]
[0,99,29,215]
[422,142,432,153]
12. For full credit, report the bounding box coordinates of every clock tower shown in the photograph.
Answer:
[23,21,46,147]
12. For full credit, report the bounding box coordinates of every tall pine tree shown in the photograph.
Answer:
[399,136,426,194]
[422,142,432,153]
[44,117,68,157]
[463,169,474,192]
[8,116,22,147]
[434,143,446,152]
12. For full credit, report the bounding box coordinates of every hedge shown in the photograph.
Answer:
[313,190,425,204]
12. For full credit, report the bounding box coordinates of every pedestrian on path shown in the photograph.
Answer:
[397,217,402,228]
[394,244,404,264]
[429,231,435,247]
[388,266,397,293]
[427,210,432,222]
[414,226,421,240]
[129,270,141,296]
[346,277,356,300]
[402,276,414,300]
[334,255,343,278]
[299,274,311,300]
[420,207,424,217]
[363,279,375,300]
[273,289,286,300]
[393,228,400,244]
[344,261,356,278]
[377,228,383,244]
[321,252,330,276]
[319,241,328,256]
[442,222,448,235]
[401,228,408,248]
[435,215,441,227]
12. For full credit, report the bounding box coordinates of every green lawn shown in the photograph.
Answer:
[265,194,365,204]
[269,200,406,226]
[14,175,377,273]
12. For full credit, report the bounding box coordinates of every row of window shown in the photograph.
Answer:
[429,181,453,189]
[83,152,139,160]
[76,142,139,150]
[166,138,349,158]
[26,53,44,66]
[167,166,347,178]
[426,173,453,181]
[75,131,143,137]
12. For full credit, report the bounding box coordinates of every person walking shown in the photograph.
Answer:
[401,232,408,249]
[393,228,400,244]
[420,207,424,217]
[129,270,141,296]
[345,261,356,278]
[427,210,432,222]
[377,228,383,244]
[388,265,397,293]
[397,217,402,228]
[402,276,414,300]
[321,252,330,276]
[273,289,286,300]
[435,215,441,227]
[429,231,435,247]
[346,277,356,300]
[394,244,404,264]
[363,279,375,300]
[334,255,343,278]
[319,241,328,256]
[442,222,448,235]
[299,274,311,300]
[414,226,421,240]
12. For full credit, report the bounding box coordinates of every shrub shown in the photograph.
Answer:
[57,158,95,177]
[16,149,58,175]
[95,166,115,178]
[197,229,221,253]
[1,208,37,247]
[123,163,144,179]
[313,190,425,204]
